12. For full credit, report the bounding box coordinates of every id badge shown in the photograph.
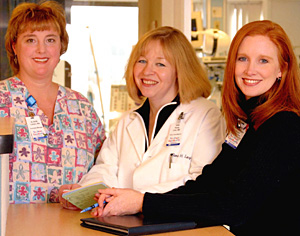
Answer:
[25,116,48,141]
[225,119,248,149]
[166,122,184,146]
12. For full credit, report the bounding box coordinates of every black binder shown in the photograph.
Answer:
[80,214,197,235]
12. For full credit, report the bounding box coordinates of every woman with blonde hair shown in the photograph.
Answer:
[94,21,300,236]
[59,26,225,208]
[125,26,212,104]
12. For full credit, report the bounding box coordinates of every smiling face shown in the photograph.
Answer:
[12,28,61,80]
[133,40,178,107]
[235,35,282,100]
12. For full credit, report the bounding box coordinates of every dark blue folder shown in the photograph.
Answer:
[80,214,197,235]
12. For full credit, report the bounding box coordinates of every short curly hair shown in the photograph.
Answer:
[5,1,69,75]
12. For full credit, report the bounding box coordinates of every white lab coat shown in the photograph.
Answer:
[79,97,226,193]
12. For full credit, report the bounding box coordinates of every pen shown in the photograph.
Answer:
[80,201,106,213]
[169,153,174,168]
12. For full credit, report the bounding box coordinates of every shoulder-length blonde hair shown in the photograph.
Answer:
[125,26,211,104]
[222,20,300,134]
[5,1,69,75]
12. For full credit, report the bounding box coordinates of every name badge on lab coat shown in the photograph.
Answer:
[166,112,185,146]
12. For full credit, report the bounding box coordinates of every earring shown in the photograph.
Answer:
[14,55,18,64]
[277,77,282,82]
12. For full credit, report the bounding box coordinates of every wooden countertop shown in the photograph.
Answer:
[6,203,234,236]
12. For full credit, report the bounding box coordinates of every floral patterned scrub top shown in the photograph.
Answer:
[0,77,106,203]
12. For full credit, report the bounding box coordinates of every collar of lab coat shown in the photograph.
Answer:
[128,95,180,154]
[135,95,180,141]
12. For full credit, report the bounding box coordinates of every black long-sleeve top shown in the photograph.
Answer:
[143,109,300,236]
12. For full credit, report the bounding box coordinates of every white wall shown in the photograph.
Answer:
[267,0,300,48]
[161,0,191,38]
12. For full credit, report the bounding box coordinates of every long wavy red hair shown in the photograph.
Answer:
[222,20,300,135]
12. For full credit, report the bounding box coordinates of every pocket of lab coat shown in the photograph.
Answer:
[167,157,191,181]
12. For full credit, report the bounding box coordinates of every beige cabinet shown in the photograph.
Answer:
[138,0,191,39]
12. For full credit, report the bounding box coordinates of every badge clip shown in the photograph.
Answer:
[26,95,36,107]
[178,112,184,120]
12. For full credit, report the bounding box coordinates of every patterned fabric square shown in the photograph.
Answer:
[11,93,26,108]
[0,92,11,107]
[58,114,73,130]
[31,163,47,182]
[80,102,91,117]
[7,78,21,91]
[12,161,30,182]
[47,148,62,166]
[48,131,63,148]
[67,100,81,115]
[75,148,88,167]
[31,183,47,202]
[61,148,76,167]
[86,135,94,153]
[10,107,26,124]
[55,99,65,113]
[72,117,85,132]
[47,167,62,185]
[32,143,47,163]
[63,131,76,147]
[74,131,87,149]
[37,110,48,125]
[15,125,30,141]
[63,167,75,184]
[15,182,30,203]
[17,143,32,161]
